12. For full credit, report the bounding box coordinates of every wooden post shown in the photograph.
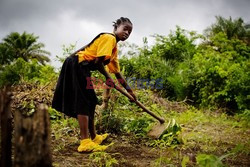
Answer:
[14,104,52,167]
[0,86,13,167]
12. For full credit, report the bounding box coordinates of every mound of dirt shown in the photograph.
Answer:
[11,82,55,116]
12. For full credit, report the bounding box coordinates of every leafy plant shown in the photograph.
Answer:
[181,156,190,167]
[88,152,119,167]
[96,108,127,134]
[48,107,62,120]
[125,116,154,137]
[151,157,174,167]
[196,153,230,167]
[159,119,182,142]
[0,58,57,87]
[149,119,182,148]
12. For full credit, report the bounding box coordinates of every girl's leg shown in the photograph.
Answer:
[77,115,89,139]
[88,105,96,140]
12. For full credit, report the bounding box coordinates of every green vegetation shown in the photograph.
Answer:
[0,58,56,86]
[0,32,55,87]
[119,16,250,113]
[88,152,119,167]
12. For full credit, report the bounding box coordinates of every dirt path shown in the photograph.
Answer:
[51,128,250,167]
[52,135,163,167]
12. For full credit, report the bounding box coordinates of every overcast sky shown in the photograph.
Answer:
[0,0,250,67]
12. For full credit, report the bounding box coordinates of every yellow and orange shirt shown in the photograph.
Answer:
[76,33,120,74]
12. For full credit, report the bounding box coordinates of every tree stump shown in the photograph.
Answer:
[0,86,13,167]
[14,104,52,167]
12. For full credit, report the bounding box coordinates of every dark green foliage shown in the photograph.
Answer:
[0,32,50,65]
[0,58,57,87]
[151,27,199,63]
[0,32,55,87]
[120,27,200,100]
[125,116,153,137]
[205,16,250,43]
[119,16,250,113]
[189,33,250,111]
[0,43,13,65]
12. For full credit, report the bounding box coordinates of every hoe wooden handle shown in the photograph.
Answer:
[116,87,165,124]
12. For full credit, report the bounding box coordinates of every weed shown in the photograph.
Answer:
[181,155,190,167]
[96,108,127,134]
[235,109,250,128]
[151,157,175,167]
[125,116,154,137]
[196,153,231,167]
[149,119,183,148]
[48,107,62,120]
[88,152,119,167]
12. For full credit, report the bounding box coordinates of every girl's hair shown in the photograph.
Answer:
[113,17,132,30]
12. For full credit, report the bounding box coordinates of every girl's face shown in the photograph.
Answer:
[114,22,133,41]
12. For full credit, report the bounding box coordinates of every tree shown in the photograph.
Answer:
[0,32,50,65]
[205,16,250,44]
[0,43,13,65]
[151,26,200,63]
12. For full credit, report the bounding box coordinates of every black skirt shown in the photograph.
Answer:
[52,55,98,118]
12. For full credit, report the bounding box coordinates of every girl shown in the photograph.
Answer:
[52,17,136,152]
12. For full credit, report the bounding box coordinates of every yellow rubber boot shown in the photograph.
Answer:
[77,139,98,153]
[92,145,109,152]
[93,133,109,145]
[92,142,114,152]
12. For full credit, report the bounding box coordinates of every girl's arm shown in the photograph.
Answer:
[115,72,136,101]
[95,57,136,101]
[94,56,117,89]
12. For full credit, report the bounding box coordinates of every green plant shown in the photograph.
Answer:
[196,154,224,167]
[149,119,182,148]
[160,119,182,144]
[125,116,153,137]
[181,155,190,167]
[196,153,234,167]
[151,157,174,167]
[0,58,57,87]
[48,107,62,120]
[236,109,250,123]
[96,108,127,134]
[19,100,36,117]
[88,152,119,167]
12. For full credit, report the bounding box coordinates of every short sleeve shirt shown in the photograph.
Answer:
[76,33,120,73]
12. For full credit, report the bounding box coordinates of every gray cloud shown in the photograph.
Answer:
[0,0,249,67]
